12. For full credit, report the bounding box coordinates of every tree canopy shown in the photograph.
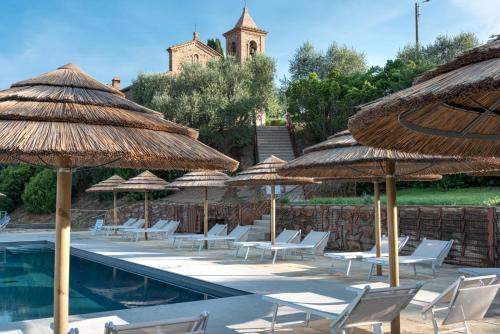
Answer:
[207,38,224,56]
[131,55,279,157]
[289,41,367,81]
[397,32,479,65]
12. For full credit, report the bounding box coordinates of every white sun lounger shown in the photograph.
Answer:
[458,267,500,277]
[190,225,250,251]
[257,230,331,264]
[234,229,302,260]
[101,311,209,334]
[171,223,227,248]
[366,238,454,279]
[421,275,500,334]
[89,218,105,235]
[263,283,422,333]
[0,214,11,232]
[325,235,409,275]
[101,218,137,236]
[125,220,180,241]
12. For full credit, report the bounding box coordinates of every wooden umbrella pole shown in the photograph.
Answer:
[53,158,72,334]
[373,182,382,276]
[204,187,208,249]
[144,191,149,241]
[271,184,276,245]
[113,192,118,235]
[385,160,400,334]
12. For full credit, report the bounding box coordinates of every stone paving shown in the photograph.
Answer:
[0,230,498,333]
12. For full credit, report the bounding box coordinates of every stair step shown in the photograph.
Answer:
[250,225,270,233]
[254,219,271,227]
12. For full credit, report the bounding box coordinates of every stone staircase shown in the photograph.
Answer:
[247,214,271,241]
[256,126,295,162]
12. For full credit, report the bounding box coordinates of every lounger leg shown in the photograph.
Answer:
[329,261,335,274]
[431,308,440,334]
[235,246,240,257]
[413,264,417,276]
[372,323,383,334]
[432,263,436,278]
[368,263,375,281]
[272,250,278,264]
[346,260,352,276]
[271,304,279,332]
[260,249,266,262]
[198,242,203,253]
[245,247,250,260]
[304,312,311,327]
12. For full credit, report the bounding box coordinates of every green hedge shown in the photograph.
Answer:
[22,170,57,213]
[0,165,41,212]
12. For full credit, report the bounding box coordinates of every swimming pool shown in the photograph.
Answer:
[0,242,245,323]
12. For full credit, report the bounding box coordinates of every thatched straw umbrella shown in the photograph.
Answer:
[170,171,230,248]
[0,64,238,334]
[226,155,316,244]
[115,171,176,240]
[86,175,125,230]
[278,130,498,334]
[349,37,500,157]
[468,170,500,177]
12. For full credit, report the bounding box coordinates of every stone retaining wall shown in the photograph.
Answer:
[105,201,499,267]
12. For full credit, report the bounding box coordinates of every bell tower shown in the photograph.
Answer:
[223,7,267,63]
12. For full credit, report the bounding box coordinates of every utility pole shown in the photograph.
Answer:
[415,0,430,62]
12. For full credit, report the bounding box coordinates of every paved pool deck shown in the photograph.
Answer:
[0,230,499,334]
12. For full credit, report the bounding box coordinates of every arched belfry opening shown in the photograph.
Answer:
[249,40,258,57]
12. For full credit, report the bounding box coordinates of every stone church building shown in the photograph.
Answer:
[167,7,267,74]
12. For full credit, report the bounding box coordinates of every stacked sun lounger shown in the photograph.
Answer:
[324,235,409,275]
[233,229,301,260]
[125,220,180,242]
[189,225,250,251]
[170,223,228,248]
[257,230,331,264]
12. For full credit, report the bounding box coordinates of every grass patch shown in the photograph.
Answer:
[295,187,500,206]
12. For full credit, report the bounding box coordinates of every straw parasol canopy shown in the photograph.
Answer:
[86,175,125,192]
[349,37,500,157]
[279,131,497,178]
[0,64,238,334]
[169,170,230,188]
[316,175,443,183]
[226,155,316,244]
[116,171,176,240]
[467,170,500,177]
[170,171,230,243]
[226,155,316,186]
[86,175,126,229]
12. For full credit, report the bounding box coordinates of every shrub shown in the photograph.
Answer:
[22,170,57,213]
[0,165,41,212]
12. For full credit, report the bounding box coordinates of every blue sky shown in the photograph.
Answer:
[0,0,499,88]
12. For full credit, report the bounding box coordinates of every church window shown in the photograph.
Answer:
[230,42,237,56]
[193,54,199,62]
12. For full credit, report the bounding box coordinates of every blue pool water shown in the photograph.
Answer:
[0,243,218,323]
